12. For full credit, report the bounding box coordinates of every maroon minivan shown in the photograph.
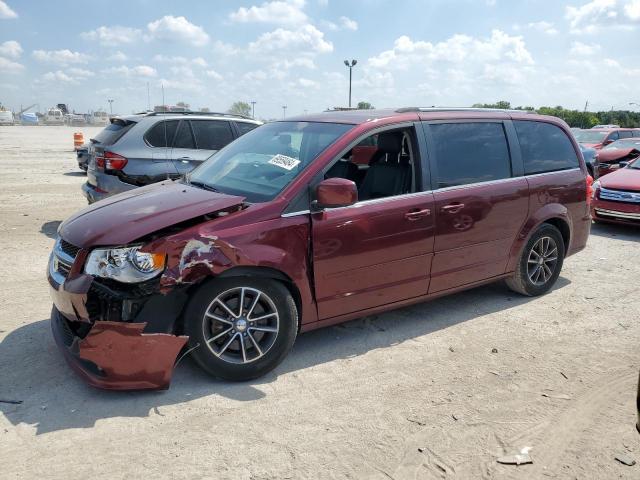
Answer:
[48,108,592,390]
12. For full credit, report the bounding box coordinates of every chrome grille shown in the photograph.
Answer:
[599,187,640,204]
[50,238,78,283]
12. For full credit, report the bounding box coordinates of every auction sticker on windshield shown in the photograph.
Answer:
[268,154,300,171]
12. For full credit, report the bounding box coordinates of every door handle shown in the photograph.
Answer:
[404,208,431,221]
[177,157,192,163]
[441,203,465,214]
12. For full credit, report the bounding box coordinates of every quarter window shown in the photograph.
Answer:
[144,120,178,147]
[191,120,234,150]
[515,121,579,174]
[173,121,195,149]
[430,122,511,188]
[235,122,259,136]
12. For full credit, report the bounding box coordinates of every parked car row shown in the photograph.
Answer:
[49,107,593,389]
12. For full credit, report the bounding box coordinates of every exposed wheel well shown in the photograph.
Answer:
[542,218,570,255]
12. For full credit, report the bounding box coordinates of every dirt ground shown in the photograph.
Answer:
[0,125,638,479]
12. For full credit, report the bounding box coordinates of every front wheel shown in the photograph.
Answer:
[184,277,298,381]
[506,224,565,296]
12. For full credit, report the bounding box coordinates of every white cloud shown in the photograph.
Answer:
[368,30,533,69]
[107,51,128,62]
[67,67,95,77]
[566,0,640,33]
[625,0,640,19]
[153,55,208,67]
[81,26,143,46]
[249,24,333,54]
[147,16,209,46]
[42,71,79,84]
[0,0,17,19]
[0,40,22,59]
[32,49,90,64]
[0,56,23,73]
[104,65,157,77]
[339,16,358,31]
[157,77,204,93]
[527,21,558,35]
[296,78,318,88]
[206,69,223,80]
[570,40,601,55]
[230,0,307,26]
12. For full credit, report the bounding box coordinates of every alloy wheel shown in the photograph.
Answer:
[202,287,279,364]
[526,236,559,286]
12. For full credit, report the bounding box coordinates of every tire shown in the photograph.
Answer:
[505,223,565,297]
[184,276,298,381]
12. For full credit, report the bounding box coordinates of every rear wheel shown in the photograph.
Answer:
[184,277,298,381]
[506,224,565,296]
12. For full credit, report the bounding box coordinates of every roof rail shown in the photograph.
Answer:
[396,107,533,114]
[145,111,254,120]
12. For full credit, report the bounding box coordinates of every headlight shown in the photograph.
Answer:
[84,245,165,283]
[592,180,600,198]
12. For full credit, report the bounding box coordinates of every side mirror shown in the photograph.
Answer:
[603,139,613,145]
[313,178,358,209]
[618,161,629,168]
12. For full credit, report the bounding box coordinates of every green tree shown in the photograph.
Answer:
[357,101,375,110]
[228,101,251,117]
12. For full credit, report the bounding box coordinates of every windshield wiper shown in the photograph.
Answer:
[188,179,219,193]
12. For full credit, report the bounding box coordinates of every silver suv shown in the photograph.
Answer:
[82,112,262,203]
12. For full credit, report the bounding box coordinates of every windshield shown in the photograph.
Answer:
[573,130,608,143]
[602,139,640,150]
[187,121,354,202]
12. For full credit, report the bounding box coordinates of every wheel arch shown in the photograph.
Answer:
[507,206,572,273]
[217,266,303,327]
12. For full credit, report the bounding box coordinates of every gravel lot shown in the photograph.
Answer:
[0,125,638,479]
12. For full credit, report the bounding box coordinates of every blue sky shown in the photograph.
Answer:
[1,0,639,118]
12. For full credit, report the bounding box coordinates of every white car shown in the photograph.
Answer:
[0,110,15,125]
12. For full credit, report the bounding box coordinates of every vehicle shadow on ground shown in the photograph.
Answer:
[0,278,570,435]
[590,222,640,243]
[40,220,61,239]
[62,171,86,177]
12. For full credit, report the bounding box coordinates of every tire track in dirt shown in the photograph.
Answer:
[482,369,636,479]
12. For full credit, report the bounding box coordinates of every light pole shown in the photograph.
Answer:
[251,101,256,119]
[282,105,287,119]
[107,99,114,115]
[343,59,357,108]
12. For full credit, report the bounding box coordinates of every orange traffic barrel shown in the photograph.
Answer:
[73,132,84,150]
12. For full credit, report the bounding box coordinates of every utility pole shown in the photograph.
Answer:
[147,83,151,112]
[282,105,287,119]
[251,101,256,119]
[343,59,358,108]
[583,100,588,112]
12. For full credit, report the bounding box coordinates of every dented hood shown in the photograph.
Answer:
[60,181,245,247]
[599,166,640,192]
[598,148,640,163]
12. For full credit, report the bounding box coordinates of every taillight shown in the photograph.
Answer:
[586,175,594,205]
[98,151,128,170]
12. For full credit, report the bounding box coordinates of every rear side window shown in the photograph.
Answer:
[191,120,234,150]
[173,121,196,149]
[430,122,512,188]
[515,121,579,174]
[633,130,640,137]
[93,119,136,146]
[235,121,259,136]
[144,120,178,147]
[619,130,632,139]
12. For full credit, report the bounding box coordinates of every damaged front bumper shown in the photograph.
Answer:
[48,243,189,391]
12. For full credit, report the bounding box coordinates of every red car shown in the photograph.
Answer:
[48,108,592,390]
[595,138,640,177]
[574,128,640,150]
[592,158,640,225]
